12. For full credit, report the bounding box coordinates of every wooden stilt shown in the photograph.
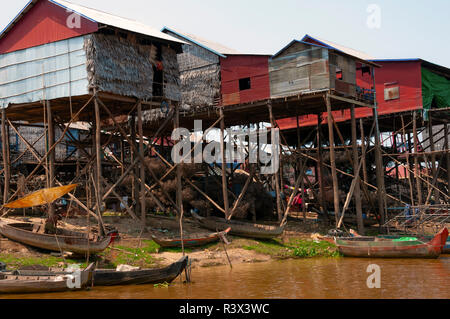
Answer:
[445,124,450,199]
[413,111,423,206]
[219,107,230,219]
[325,95,340,227]
[359,119,369,188]
[268,101,282,222]
[46,101,56,224]
[372,105,386,226]
[1,109,10,204]
[137,101,146,223]
[130,113,140,214]
[428,114,439,202]
[94,97,105,236]
[400,115,415,206]
[317,115,327,221]
[174,102,185,255]
[351,105,364,234]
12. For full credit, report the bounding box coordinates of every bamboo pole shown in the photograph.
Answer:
[96,97,179,212]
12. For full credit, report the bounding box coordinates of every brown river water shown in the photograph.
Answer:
[1,257,449,299]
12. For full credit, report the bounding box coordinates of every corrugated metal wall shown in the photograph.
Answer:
[220,55,270,106]
[0,36,89,108]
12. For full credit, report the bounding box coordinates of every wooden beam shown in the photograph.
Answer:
[328,94,375,108]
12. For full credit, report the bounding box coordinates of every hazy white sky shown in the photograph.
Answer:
[1,0,449,68]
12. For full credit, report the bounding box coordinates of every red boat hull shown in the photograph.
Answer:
[336,228,448,258]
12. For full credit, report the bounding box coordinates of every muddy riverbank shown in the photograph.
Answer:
[0,214,339,270]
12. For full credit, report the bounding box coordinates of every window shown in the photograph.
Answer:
[384,86,400,101]
[239,77,251,91]
[336,67,343,80]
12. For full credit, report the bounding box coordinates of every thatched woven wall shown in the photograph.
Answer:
[85,33,155,100]
[178,43,221,111]
[162,46,181,102]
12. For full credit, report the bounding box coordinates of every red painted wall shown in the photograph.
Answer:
[277,60,423,131]
[220,55,270,106]
[0,0,98,54]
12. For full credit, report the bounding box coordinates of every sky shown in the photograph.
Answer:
[1,0,449,68]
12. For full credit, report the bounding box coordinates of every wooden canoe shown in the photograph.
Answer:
[3,184,78,209]
[0,263,95,294]
[335,227,449,258]
[93,256,188,286]
[191,212,285,239]
[0,220,118,255]
[152,228,231,248]
[350,229,450,254]
[10,257,188,287]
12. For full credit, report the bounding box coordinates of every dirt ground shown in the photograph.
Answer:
[0,212,335,270]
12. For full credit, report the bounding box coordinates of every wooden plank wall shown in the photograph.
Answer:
[269,42,330,98]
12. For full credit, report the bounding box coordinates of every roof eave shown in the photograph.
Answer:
[161,26,227,58]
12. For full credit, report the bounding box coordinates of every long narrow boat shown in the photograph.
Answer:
[335,227,448,258]
[0,220,118,255]
[349,229,450,254]
[191,212,285,239]
[92,256,188,286]
[0,263,95,294]
[152,228,231,248]
[377,234,450,254]
[12,257,188,287]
